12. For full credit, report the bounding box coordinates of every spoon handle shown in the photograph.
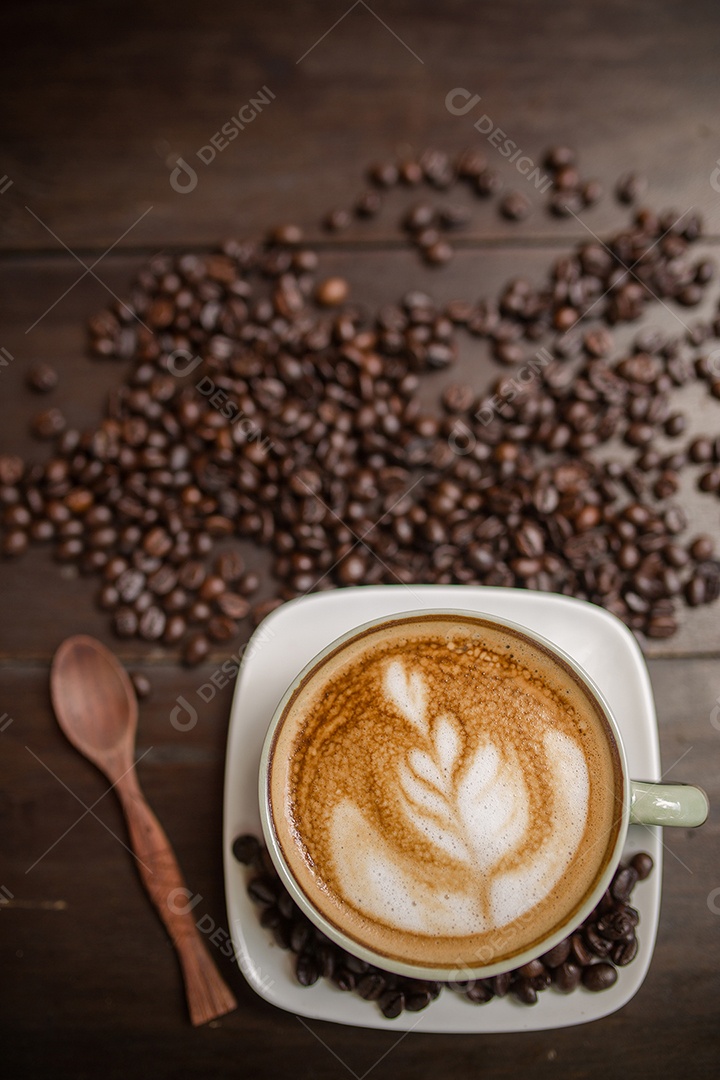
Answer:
[115,770,237,1026]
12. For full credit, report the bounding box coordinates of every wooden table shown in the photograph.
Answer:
[2,2,719,1076]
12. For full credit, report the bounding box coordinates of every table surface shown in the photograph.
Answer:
[2,2,719,1077]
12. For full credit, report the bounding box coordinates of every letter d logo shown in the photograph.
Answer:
[170,694,199,732]
[710,159,720,194]
[169,156,198,194]
[445,87,481,116]
[710,697,720,732]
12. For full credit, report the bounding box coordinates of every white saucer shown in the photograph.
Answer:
[223,586,662,1032]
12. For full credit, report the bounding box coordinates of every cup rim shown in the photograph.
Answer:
[258,606,630,981]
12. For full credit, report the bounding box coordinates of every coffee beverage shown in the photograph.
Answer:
[267,612,624,972]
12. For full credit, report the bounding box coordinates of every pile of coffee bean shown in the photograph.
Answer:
[1,146,719,660]
[233,834,653,1018]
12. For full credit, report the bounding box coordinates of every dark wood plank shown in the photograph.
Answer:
[2,0,720,250]
[3,2,720,1075]
[2,657,718,1078]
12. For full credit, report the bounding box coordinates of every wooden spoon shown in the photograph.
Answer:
[50,634,237,1026]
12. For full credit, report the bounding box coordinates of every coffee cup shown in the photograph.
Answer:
[259,609,708,981]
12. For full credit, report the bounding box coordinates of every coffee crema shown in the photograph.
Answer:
[268,614,624,970]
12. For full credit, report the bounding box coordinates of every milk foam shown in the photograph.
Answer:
[271,615,621,969]
[328,704,589,937]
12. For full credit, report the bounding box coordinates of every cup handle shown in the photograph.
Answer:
[630,780,709,827]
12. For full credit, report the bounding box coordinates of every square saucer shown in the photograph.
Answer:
[223,585,662,1032]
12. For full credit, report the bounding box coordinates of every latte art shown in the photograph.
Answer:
[269,614,623,970]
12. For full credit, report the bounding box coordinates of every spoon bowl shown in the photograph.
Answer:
[51,635,137,771]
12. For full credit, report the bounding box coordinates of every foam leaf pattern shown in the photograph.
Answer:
[385,660,428,734]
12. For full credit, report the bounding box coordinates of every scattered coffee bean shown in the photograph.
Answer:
[323,208,352,232]
[27,362,59,393]
[553,961,582,993]
[232,833,262,866]
[2,145,720,663]
[240,836,652,1018]
[581,962,618,991]
[499,192,531,221]
[130,672,152,700]
[315,277,349,307]
[368,162,399,188]
[630,852,654,880]
[31,407,66,439]
[355,191,382,218]
[615,172,648,204]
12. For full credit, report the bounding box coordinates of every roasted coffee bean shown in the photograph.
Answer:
[114,607,138,638]
[584,923,612,958]
[32,407,66,439]
[499,192,531,221]
[2,529,29,556]
[3,147,719,669]
[232,833,261,865]
[544,145,576,170]
[441,383,475,413]
[630,852,654,880]
[296,951,321,986]
[247,875,279,905]
[611,865,639,902]
[464,980,494,1004]
[116,568,146,603]
[355,191,382,218]
[404,988,433,1012]
[615,172,647,204]
[357,972,387,1000]
[130,672,152,700]
[541,939,571,968]
[216,592,250,619]
[315,277,349,307]
[581,962,618,991]
[139,605,166,641]
[290,920,312,954]
[553,961,582,993]
[511,978,538,1004]
[0,455,24,486]
[690,535,715,560]
[422,239,453,266]
[368,162,399,188]
[571,931,594,966]
[240,838,652,1016]
[378,989,405,1018]
[183,632,210,666]
[27,362,59,393]
[597,908,637,942]
[332,968,357,992]
[612,935,639,966]
[491,971,512,997]
[516,958,546,979]
[323,208,352,232]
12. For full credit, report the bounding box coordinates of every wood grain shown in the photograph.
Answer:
[2,0,720,1075]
